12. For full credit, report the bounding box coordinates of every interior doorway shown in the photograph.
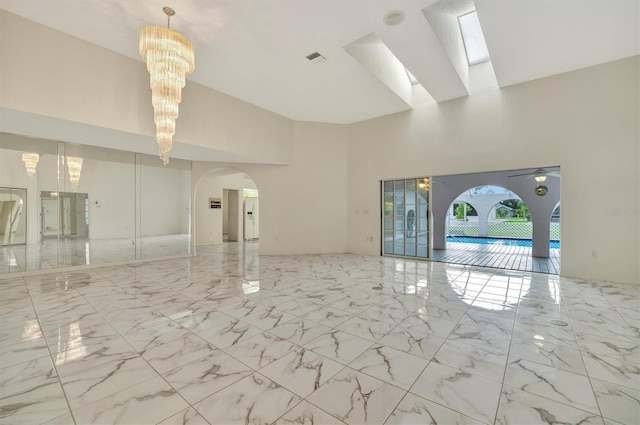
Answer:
[430,167,561,274]
[41,191,89,238]
[194,168,259,247]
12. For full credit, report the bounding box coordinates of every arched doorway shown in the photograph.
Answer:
[431,168,561,274]
[193,167,259,249]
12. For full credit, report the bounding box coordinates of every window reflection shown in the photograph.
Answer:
[21,319,43,341]
[55,321,87,365]
[447,269,531,311]
[243,280,260,294]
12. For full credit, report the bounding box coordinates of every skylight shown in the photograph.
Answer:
[405,68,419,85]
[458,11,490,66]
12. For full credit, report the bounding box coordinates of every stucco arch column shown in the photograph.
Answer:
[531,215,551,258]
[432,201,449,250]
[518,188,560,259]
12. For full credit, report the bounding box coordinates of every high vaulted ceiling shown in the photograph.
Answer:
[1,0,638,124]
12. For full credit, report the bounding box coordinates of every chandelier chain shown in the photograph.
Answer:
[163,7,175,29]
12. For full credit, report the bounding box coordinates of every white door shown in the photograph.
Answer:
[244,198,259,240]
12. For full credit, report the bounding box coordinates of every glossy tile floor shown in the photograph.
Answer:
[0,235,190,274]
[1,243,638,424]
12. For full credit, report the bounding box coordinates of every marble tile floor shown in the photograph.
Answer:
[0,235,191,274]
[0,242,638,424]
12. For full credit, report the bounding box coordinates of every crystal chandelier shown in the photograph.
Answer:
[22,152,40,176]
[66,156,83,187]
[140,7,195,165]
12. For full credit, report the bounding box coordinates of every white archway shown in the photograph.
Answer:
[432,169,560,258]
[192,166,259,252]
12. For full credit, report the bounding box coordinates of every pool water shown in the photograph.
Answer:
[447,236,560,249]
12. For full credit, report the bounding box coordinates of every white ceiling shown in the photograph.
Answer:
[1,0,638,124]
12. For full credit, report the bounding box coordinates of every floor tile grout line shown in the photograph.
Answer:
[501,282,609,423]
[562,296,614,422]
[491,276,524,425]
[24,273,79,425]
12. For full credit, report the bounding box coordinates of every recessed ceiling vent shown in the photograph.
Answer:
[305,52,326,63]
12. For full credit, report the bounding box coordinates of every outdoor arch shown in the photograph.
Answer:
[445,200,479,236]
[431,170,560,258]
[192,166,259,252]
[445,187,531,240]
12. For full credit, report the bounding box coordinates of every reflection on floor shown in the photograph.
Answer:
[432,241,561,274]
[0,235,190,274]
[1,242,637,424]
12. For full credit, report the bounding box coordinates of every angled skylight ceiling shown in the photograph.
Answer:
[344,33,434,109]
[0,0,637,124]
[458,11,490,66]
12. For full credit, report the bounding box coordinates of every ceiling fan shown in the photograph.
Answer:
[508,167,560,182]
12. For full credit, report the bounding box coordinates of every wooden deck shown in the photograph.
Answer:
[431,242,560,274]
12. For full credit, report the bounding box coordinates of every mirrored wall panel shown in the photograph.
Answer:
[140,154,191,259]
[0,187,27,246]
[0,132,191,274]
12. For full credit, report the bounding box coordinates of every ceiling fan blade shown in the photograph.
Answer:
[508,172,533,178]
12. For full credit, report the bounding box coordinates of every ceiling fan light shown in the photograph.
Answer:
[534,175,547,182]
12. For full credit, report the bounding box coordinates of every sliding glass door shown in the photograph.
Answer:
[382,178,429,259]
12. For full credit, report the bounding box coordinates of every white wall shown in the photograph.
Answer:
[193,121,349,255]
[348,57,639,284]
[0,10,294,165]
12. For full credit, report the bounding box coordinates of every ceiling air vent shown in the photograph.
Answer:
[305,52,326,63]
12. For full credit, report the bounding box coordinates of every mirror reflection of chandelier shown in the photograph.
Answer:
[66,156,83,186]
[139,7,195,165]
[21,152,40,176]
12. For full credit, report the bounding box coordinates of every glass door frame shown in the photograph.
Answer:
[381,177,430,259]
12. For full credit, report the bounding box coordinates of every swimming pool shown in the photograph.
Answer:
[446,236,560,248]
